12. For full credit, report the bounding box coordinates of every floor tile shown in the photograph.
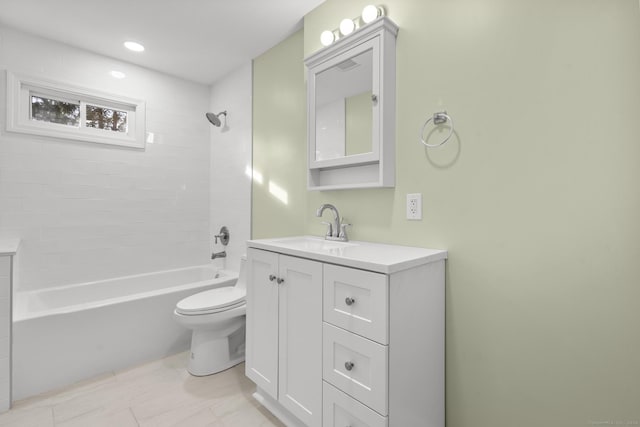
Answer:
[0,406,54,427]
[138,404,222,427]
[0,352,283,427]
[55,407,138,427]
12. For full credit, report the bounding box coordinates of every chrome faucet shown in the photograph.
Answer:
[211,251,226,259]
[316,203,350,241]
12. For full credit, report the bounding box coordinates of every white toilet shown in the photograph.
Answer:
[174,257,247,376]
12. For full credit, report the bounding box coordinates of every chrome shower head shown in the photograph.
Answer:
[206,111,227,127]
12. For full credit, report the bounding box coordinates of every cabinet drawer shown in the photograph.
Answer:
[323,323,388,415]
[323,381,388,427]
[323,264,388,344]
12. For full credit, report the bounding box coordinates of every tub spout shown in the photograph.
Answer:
[211,251,226,259]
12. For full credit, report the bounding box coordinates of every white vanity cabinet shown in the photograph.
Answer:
[246,236,447,427]
[245,248,323,427]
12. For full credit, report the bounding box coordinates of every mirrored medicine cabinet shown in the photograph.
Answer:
[305,17,398,190]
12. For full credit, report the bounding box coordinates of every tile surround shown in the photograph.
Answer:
[0,26,212,291]
[209,63,253,272]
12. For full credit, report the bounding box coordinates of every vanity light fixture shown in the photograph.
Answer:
[362,5,385,24]
[124,41,145,52]
[339,18,355,36]
[318,5,385,47]
[320,30,335,47]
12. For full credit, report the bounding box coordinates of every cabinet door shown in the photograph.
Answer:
[278,255,323,427]
[245,249,279,398]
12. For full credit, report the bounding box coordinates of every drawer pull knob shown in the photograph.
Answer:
[344,361,354,371]
[277,277,285,284]
[345,297,356,306]
[268,274,276,282]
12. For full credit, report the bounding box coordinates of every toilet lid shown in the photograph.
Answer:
[176,287,246,314]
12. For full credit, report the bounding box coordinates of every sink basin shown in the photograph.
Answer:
[270,236,356,252]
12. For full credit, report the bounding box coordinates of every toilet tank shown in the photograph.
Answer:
[235,255,247,291]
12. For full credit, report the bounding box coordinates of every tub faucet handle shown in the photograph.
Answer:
[214,226,230,246]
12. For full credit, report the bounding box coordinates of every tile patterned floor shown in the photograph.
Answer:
[0,352,285,427]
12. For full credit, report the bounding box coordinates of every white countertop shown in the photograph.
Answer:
[0,238,20,256]
[247,236,447,274]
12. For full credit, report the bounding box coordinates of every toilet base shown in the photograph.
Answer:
[187,318,246,376]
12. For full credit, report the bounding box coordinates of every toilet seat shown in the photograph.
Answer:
[176,286,246,315]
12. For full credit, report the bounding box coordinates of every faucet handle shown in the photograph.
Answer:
[338,222,351,240]
[214,226,230,246]
[321,221,333,238]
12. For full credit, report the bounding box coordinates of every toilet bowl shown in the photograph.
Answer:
[174,257,247,376]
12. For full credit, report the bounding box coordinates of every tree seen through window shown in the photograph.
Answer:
[85,105,128,133]
[31,95,80,126]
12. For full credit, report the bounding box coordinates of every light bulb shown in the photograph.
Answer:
[362,5,383,24]
[339,18,355,36]
[320,30,335,46]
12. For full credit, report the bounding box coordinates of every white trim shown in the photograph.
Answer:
[5,71,146,149]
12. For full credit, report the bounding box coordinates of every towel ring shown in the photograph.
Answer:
[419,112,454,148]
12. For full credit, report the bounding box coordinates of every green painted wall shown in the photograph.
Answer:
[252,30,307,238]
[253,0,640,425]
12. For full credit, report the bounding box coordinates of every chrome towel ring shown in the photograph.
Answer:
[419,111,454,148]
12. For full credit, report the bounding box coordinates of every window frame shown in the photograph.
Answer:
[6,71,146,149]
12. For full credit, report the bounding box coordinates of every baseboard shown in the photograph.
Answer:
[253,388,306,427]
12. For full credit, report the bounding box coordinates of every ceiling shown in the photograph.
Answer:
[0,0,325,85]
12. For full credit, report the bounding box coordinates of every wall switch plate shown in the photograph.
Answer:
[406,193,422,220]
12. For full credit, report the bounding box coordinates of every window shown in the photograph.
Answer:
[85,104,128,132]
[6,72,146,148]
[31,95,80,126]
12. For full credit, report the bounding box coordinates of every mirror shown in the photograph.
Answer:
[314,49,373,162]
[305,17,398,190]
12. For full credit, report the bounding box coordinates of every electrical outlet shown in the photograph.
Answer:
[406,193,422,220]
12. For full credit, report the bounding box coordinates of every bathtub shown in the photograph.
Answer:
[12,265,238,401]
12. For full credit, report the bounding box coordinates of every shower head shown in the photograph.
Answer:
[206,111,227,127]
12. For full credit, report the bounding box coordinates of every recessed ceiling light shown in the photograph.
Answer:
[110,70,126,79]
[124,41,145,52]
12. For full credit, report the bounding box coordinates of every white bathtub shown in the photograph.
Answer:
[12,265,238,400]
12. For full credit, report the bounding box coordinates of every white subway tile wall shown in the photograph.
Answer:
[0,26,212,291]
[209,63,253,273]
